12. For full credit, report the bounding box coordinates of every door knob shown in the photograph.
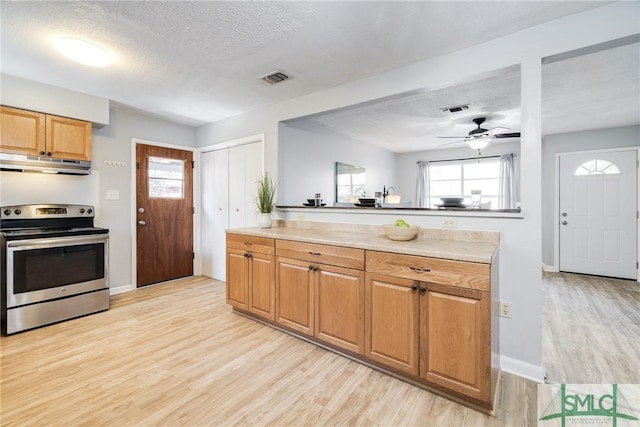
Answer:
[138,207,145,213]
[562,221,567,225]
[138,220,146,226]
[562,212,567,217]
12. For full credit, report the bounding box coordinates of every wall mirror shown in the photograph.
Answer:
[335,162,366,203]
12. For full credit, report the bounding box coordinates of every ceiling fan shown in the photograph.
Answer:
[437,117,520,154]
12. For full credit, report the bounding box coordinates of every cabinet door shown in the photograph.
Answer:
[226,248,249,310]
[0,106,45,156]
[421,283,490,402]
[315,264,364,354]
[249,252,275,321]
[276,257,314,335]
[365,273,419,375]
[46,114,92,161]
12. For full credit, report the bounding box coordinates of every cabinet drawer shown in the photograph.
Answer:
[227,233,274,255]
[276,240,364,270]
[366,251,490,292]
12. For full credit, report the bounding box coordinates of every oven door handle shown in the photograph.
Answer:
[6,235,109,250]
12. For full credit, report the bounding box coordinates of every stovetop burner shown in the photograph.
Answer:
[0,204,108,240]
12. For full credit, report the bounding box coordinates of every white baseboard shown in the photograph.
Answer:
[542,264,559,273]
[109,284,135,295]
[501,356,545,383]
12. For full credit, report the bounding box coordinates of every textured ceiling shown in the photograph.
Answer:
[286,41,640,153]
[0,1,611,128]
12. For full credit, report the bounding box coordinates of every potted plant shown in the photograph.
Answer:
[256,173,277,228]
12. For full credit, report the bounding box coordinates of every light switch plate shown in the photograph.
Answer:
[106,190,119,200]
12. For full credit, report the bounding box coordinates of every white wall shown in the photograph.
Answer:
[0,106,197,292]
[278,121,396,205]
[1,73,110,126]
[541,125,640,268]
[196,3,640,381]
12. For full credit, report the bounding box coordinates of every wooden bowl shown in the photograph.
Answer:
[382,224,420,241]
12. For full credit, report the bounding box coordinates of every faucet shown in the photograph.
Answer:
[383,186,395,201]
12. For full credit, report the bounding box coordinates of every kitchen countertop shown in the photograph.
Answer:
[226,220,499,264]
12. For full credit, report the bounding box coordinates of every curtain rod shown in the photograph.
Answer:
[416,154,515,164]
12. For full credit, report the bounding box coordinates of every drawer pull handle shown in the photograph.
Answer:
[308,251,321,256]
[409,267,430,273]
[244,242,254,246]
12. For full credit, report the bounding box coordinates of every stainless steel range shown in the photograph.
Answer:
[1,204,109,334]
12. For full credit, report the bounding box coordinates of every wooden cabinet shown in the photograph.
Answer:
[421,283,490,402]
[226,234,275,320]
[365,250,494,404]
[365,272,419,375]
[276,256,315,335]
[276,240,365,354]
[1,106,92,161]
[0,107,45,156]
[227,233,499,411]
[315,263,364,354]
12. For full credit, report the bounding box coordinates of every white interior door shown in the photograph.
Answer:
[212,149,229,281]
[243,141,263,227]
[559,150,637,279]
[201,150,215,278]
[228,145,245,229]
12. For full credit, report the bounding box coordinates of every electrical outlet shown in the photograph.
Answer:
[441,219,458,228]
[500,302,512,318]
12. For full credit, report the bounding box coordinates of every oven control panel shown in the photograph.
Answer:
[1,204,95,219]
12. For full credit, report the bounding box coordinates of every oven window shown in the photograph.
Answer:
[13,243,105,293]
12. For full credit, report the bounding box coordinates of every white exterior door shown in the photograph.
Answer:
[559,150,637,280]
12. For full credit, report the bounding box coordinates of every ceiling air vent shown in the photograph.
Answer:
[440,104,469,113]
[261,70,291,84]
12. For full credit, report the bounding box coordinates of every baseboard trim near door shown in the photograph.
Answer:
[500,356,545,383]
[109,284,135,295]
[542,264,559,273]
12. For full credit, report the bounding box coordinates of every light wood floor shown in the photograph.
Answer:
[542,271,640,384]
[2,272,635,426]
[1,276,537,426]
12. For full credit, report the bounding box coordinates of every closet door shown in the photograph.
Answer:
[201,150,216,278]
[243,142,263,227]
[228,145,246,229]
[212,149,229,281]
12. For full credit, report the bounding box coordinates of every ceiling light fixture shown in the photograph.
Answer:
[55,37,112,67]
[466,136,492,154]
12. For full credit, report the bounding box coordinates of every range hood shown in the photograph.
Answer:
[0,153,91,175]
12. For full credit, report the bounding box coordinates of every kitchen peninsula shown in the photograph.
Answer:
[226,220,500,413]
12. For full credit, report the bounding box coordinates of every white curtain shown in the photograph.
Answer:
[498,153,518,209]
[415,161,430,208]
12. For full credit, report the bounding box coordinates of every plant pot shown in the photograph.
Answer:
[258,212,273,228]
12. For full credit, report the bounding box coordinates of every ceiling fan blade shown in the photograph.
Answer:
[437,139,466,147]
[437,136,467,139]
[493,132,521,139]
[488,126,510,132]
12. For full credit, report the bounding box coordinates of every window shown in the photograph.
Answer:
[574,159,620,176]
[148,156,185,198]
[429,158,500,208]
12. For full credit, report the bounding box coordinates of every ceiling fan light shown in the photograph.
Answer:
[55,37,112,67]
[466,137,492,150]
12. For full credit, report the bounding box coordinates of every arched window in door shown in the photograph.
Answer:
[574,159,620,176]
